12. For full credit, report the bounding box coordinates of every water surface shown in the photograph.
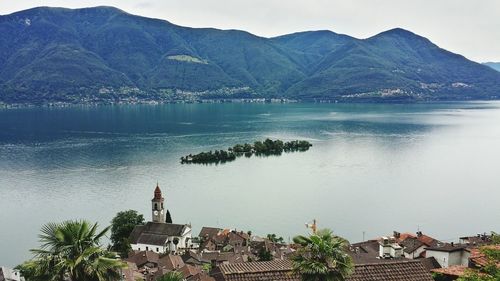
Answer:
[1,102,500,266]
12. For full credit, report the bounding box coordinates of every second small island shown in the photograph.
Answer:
[180,139,312,164]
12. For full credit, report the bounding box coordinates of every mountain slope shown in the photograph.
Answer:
[285,28,500,100]
[1,7,500,104]
[483,62,500,72]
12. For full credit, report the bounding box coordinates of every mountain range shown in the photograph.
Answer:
[1,6,500,104]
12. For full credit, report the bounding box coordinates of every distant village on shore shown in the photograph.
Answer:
[2,184,498,281]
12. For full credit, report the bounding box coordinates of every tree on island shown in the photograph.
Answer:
[292,229,353,281]
[110,210,145,257]
[181,138,312,164]
[16,220,126,281]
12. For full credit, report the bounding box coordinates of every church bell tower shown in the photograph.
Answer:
[152,183,165,223]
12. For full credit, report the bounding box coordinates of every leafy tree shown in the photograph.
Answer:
[166,210,173,224]
[202,263,212,273]
[292,229,353,281]
[157,271,184,281]
[110,210,145,257]
[258,248,273,261]
[267,233,285,244]
[16,220,126,281]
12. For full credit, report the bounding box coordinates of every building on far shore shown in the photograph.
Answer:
[129,184,192,254]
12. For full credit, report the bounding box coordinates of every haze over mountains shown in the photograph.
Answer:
[1,6,500,104]
[483,62,500,72]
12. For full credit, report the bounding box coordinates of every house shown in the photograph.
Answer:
[126,250,160,269]
[129,184,193,254]
[130,221,192,254]
[400,237,427,259]
[459,233,494,247]
[199,228,250,254]
[199,227,222,240]
[121,262,143,281]
[379,236,404,259]
[425,243,470,268]
[468,244,500,268]
[0,267,24,281]
[394,231,441,259]
[159,254,185,271]
[210,259,434,281]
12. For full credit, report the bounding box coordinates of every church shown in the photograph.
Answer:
[129,184,193,254]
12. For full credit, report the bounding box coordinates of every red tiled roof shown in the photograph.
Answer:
[126,250,159,268]
[159,254,185,270]
[397,233,439,247]
[180,264,202,278]
[213,259,434,281]
[469,245,500,268]
[349,261,434,281]
[431,266,468,277]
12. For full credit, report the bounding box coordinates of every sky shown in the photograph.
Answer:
[1,0,499,62]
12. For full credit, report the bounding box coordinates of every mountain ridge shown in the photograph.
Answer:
[1,6,500,104]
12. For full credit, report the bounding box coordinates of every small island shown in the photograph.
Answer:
[180,139,312,164]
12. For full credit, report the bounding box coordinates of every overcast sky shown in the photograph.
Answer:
[1,0,499,62]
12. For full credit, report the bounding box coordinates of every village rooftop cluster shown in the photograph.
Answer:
[2,184,498,281]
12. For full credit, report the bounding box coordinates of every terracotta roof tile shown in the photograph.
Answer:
[349,261,434,281]
[213,259,434,281]
[469,245,500,268]
[431,266,468,277]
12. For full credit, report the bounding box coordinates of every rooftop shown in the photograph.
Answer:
[425,243,468,253]
[212,259,434,281]
[129,222,187,246]
[431,265,468,277]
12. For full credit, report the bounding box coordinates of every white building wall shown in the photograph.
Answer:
[461,251,470,266]
[131,243,166,254]
[404,245,426,259]
[426,250,469,268]
[426,250,450,268]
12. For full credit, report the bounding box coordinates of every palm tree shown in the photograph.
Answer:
[292,229,353,281]
[157,271,185,281]
[17,220,126,281]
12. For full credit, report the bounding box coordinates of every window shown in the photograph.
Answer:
[146,246,149,251]
[156,247,159,252]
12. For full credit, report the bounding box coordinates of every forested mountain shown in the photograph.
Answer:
[1,6,499,104]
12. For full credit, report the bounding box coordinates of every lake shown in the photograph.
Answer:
[1,102,500,266]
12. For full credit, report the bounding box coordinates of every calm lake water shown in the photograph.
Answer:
[1,102,500,266]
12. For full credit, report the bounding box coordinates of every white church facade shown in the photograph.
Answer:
[129,184,192,254]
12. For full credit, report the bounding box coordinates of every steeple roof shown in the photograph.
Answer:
[154,183,162,199]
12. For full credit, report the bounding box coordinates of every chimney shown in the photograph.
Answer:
[416,231,423,237]
[393,231,401,239]
[451,242,454,247]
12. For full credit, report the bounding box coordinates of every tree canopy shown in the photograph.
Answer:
[292,229,353,281]
[16,220,126,281]
[110,210,145,257]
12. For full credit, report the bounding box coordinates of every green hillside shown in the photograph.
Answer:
[1,7,500,104]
